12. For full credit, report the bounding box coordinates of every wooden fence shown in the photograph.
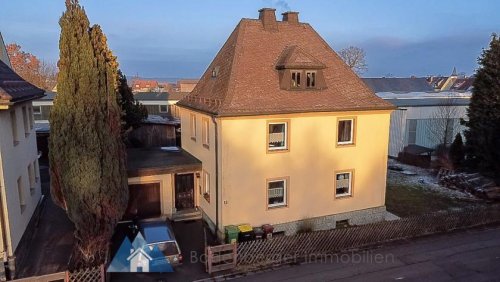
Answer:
[206,244,237,274]
[236,205,500,269]
[67,265,104,282]
[12,271,66,282]
[12,265,104,282]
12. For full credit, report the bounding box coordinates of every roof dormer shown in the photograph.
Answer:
[276,46,327,91]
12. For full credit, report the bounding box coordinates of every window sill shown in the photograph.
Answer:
[203,193,210,203]
[267,204,287,210]
[203,144,210,150]
[267,148,289,154]
[335,194,352,199]
[336,142,355,148]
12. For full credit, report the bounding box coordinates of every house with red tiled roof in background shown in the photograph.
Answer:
[131,79,160,92]
[427,67,475,91]
[177,9,395,238]
[0,32,44,279]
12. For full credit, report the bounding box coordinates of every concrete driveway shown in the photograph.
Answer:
[15,162,75,278]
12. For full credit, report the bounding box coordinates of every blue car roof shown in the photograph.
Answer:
[140,222,174,244]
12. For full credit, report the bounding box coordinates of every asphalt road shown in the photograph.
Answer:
[232,225,500,282]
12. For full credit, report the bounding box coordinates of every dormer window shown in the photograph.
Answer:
[276,46,326,91]
[211,66,220,78]
[306,71,316,88]
[291,71,301,88]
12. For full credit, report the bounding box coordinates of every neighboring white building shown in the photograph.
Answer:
[382,94,469,157]
[363,78,471,157]
[32,92,187,124]
[0,35,45,277]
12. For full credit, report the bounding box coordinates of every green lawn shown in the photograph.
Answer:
[385,183,478,217]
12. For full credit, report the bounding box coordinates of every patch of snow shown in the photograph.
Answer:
[387,158,479,201]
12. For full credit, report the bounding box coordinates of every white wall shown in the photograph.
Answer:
[388,105,469,156]
[0,101,42,256]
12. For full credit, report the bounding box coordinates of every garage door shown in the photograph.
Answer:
[123,183,161,220]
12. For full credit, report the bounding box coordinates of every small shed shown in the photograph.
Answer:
[398,144,434,168]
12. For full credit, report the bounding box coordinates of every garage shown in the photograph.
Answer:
[126,147,202,220]
[123,183,162,220]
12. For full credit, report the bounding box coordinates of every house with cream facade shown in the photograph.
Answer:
[177,9,395,237]
[0,33,44,277]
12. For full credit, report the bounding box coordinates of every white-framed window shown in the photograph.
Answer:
[10,110,19,146]
[337,119,354,145]
[28,107,34,129]
[190,114,197,140]
[22,106,29,136]
[32,105,42,116]
[17,176,26,213]
[203,171,210,202]
[306,71,316,88]
[202,118,209,148]
[34,160,40,183]
[291,71,301,88]
[159,104,168,113]
[28,163,35,195]
[335,171,352,197]
[268,122,288,151]
[267,179,287,208]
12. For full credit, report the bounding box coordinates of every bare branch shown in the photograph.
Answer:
[339,46,368,75]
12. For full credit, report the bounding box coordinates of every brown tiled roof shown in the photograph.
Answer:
[131,79,159,89]
[276,45,326,70]
[0,60,45,107]
[177,79,199,84]
[178,15,394,116]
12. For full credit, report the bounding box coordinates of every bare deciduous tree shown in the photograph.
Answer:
[339,46,368,74]
[426,96,462,150]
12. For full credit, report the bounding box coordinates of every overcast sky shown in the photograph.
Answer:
[1,0,499,79]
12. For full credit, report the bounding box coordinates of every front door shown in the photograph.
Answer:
[175,173,194,210]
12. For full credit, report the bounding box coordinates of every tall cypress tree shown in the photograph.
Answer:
[49,0,128,264]
[463,34,500,180]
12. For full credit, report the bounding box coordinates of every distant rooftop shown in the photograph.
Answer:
[385,97,470,107]
[133,92,187,101]
[362,77,434,93]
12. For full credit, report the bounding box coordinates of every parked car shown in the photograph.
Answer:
[139,220,183,265]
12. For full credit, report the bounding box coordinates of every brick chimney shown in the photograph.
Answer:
[282,11,299,24]
[259,8,278,31]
